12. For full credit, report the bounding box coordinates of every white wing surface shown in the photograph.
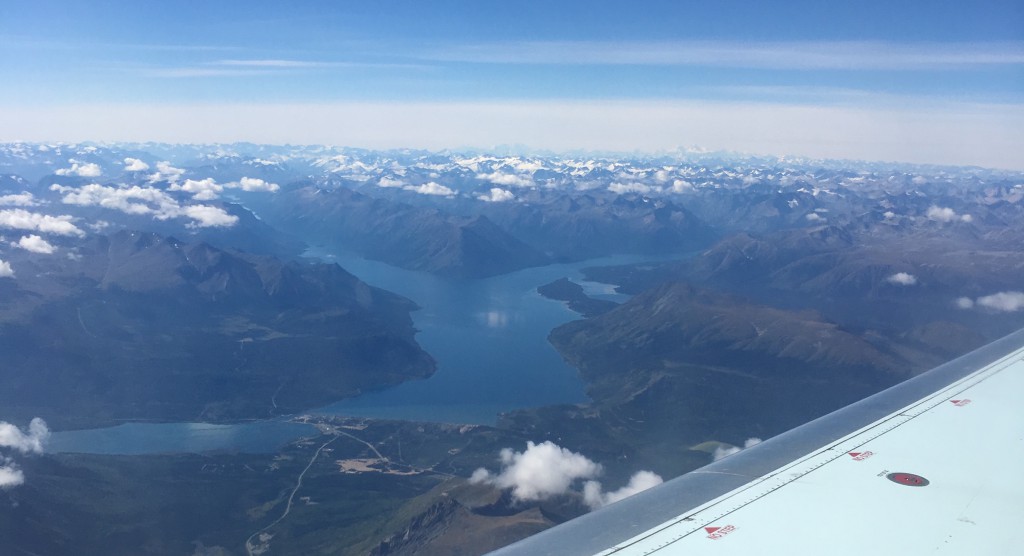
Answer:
[489,328,1024,555]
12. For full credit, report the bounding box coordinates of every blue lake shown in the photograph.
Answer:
[46,420,318,455]
[48,249,667,455]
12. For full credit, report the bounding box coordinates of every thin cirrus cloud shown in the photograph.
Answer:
[148,58,429,78]
[216,59,336,68]
[423,40,1024,71]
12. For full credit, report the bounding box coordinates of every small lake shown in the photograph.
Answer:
[47,249,674,455]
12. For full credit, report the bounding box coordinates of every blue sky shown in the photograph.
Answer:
[1,1,1022,168]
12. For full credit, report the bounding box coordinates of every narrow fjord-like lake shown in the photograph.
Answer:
[48,248,650,455]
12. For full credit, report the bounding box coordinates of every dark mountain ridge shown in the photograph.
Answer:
[0,230,435,429]
[260,185,549,278]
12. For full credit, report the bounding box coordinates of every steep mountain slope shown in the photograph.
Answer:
[0,230,435,428]
[262,186,549,278]
[514,282,925,469]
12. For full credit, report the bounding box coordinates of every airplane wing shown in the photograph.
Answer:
[488,327,1024,555]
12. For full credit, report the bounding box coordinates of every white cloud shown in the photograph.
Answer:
[236,176,279,192]
[886,272,917,286]
[670,179,694,193]
[0,418,48,454]
[170,176,279,200]
[14,234,55,254]
[955,297,975,309]
[469,441,602,502]
[805,213,825,222]
[713,437,762,461]
[404,182,455,196]
[123,157,150,172]
[477,172,534,188]
[0,457,25,488]
[976,291,1024,312]
[653,169,672,183]
[378,176,405,188]
[477,188,515,202]
[53,183,237,227]
[0,192,39,207]
[470,441,662,511]
[182,204,238,227]
[0,259,13,278]
[583,470,664,510]
[608,182,658,195]
[172,178,223,200]
[0,418,49,490]
[56,183,177,216]
[926,205,971,223]
[148,161,185,184]
[55,160,102,177]
[0,208,84,236]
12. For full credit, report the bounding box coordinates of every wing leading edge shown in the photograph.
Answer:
[488,327,1024,555]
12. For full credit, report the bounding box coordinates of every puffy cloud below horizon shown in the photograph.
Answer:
[583,470,664,510]
[886,272,917,286]
[123,157,150,172]
[147,161,185,185]
[977,291,1024,312]
[14,234,55,254]
[608,182,659,195]
[404,182,455,196]
[471,441,602,502]
[0,418,49,454]
[926,205,972,223]
[52,183,238,228]
[182,204,239,227]
[170,176,279,200]
[0,208,84,236]
[477,171,534,188]
[237,177,279,192]
[713,437,763,461]
[0,258,13,278]
[377,176,405,188]
[0,418,50,489]
[55,160,102,178]
[670,179,694,193]
[0,192,39,207]
[172,178,222,200]
[955,291,1024,312]
[470,441,662,510]
[0,458,25,488]
[477,187,515,202]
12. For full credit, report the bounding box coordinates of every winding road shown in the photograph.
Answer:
[244,435,339,556]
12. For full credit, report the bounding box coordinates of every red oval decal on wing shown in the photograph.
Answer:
[887,472,930,487]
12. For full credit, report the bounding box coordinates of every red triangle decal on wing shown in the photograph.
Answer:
[849,452,861,457]
[951,400,960,404]
[705,527,720,534]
